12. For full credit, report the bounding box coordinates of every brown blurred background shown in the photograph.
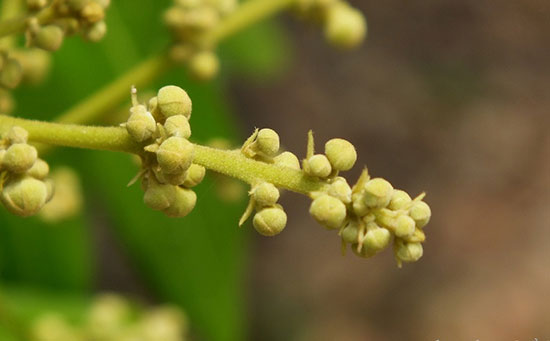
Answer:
[228,0,550,340]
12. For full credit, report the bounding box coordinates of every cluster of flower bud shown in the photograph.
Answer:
[303,134,357,178]
[30,293,189,341]
[124,85,205,218]
[0,126,54,217]
[294,0,367,49]
[165,0,237,80]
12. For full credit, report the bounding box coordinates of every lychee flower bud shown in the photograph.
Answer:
[126,107,156,142]
[409,200,431,228]
[309,194,346,229]
[189,51,220,81]
[324,2,366,49]
[156,136,194,174]
[86,294,130,340]
[363,224,391,252]
[154,167,188,186]
[34,25,64,51]
[182,164,205,188]
[83,20,107,42]
[351,192,369,216]
[0,57,22,89]
[4,126,28,144]
[164,114,191,138]
[163,186,196,217]
[256,128,280,157]
[388,189,412,210]
[304,154,332,178]
[251,182,280,207]
[143,181,174,211]
[141,306,188,341]
[363,177,393,208]
[157,85,192,119]
[253,206,287,236]
[324,138,357,171]
[26,0,48,10]
[273,151,301,170]
[2,143,37,173]
[394,239,423,265]
[328,177,352,204]
[27,158,49,180]
[16,49,51,85]
[341,221,359,244]
[1,176,50,216]
[394,214,415,238]
[81,2,105,23]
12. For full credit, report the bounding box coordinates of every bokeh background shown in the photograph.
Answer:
[1,0,549,340]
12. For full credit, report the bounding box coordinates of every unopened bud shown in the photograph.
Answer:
[363,178,393,208]
[309,194,346,229]
[304,154,332,178]
[1,176,49,216]
[157,85,192,119]
[189,51,219,81]
[388,189,412,210]
[324,138,357,171]
[251,182,279,207]
[126,106,156,142]
[164,115,191,138]
[324,3,367,49]
[328,177,352,204]
[83,20,107,42]
[156,136,194,174]
[163,186,196,217]
[182,164,205,187]
[2,143,37,173]
[253,206,287,236]
[409,200,431,228]
[273,151,300,170]
[34,25,64,51]
[0,57,22,89]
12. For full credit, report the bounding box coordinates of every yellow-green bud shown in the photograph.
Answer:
[164,187,196,217]
[34,25,64,51]
[144,182,174,211]
[156,136,194,174]
[27,158,49,180]
[31,314,79,341]
[0,57,22,89]
[81,1,105,23]
[324,138,357,171]
[83,20,107,42]
[363,225,391,252]
[4,126,28,144]
[363,178,393,208]
[255,128,280,157]
[189,51,219,81]
[409,201,431,228]
[154,167,188,186]
[141,306,188,341]
[351,192,369,216]
[86,294,130,340]
[66,0,88,11]
[304,154,332,178]
[1,176,49,216]
[394,214,415,238]
[126,107,156,142]
[394,239,423,263]
[273,151,301,170]
[26,0,47,10]
[404,228,426,243]
[96,0,111,9]
[324,3,366,49]
[328,177,352,204]
[388,189,412,210]
[182,164,205,187]
[14,49,51,85]
[184,7,220,30]
[164,114,191,138]
[352,243,376,259]
[309,194,346,229]
[148,96,162,121]
[157,85,192,119]
[251,182,279,207]
[341,221,359,244]
[2,143,37,173]
[253,206,287,236]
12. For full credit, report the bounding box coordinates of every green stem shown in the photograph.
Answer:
[0,116,327,195]
[0,5,57,39]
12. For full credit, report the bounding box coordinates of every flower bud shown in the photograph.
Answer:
[304,154,332,178]
[81,1,105,23]
[1,176,49,216]
[143,182,174,211]
[164,187,196,217]
[409,200,431,228]
[189,51,219,81]
[255,128,280,157]
[141,306,188,341]
[34,25,64,51]
[4,126,28,144]
[86,294,130,339]
[351,192,369,216]
[394,239,423,263]
[253,206,287,236]
[66,0,88,11]
[352,242,376,259]
[394,214,415,238]
[388,189,412,210]
[363,178,393,208]
[27,158,49,180]
[154,167,188,186]
[309,194,346,229]
[164,114,191,138]
[2,143,37,173]
[363,225,391,252]
[324,138,357,171]
[14,49,51,85]
[157,85,192,119]
[83,20,107,42]
[0,57,22,89]
[341,221,359,244]
[273,151,300,170]
[26,0,48,10]
[182,164,205,187]
[404,228,425,243]
[156,136,194,174]
[324,3,366,49]
[126,107,156,142]
[31,314,79,341]
[328,177,352,204]
[251,182,279,207]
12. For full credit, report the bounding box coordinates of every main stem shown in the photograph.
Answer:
[0,116,327,195]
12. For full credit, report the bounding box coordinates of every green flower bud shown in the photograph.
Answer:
[1,176,49,216]
[0,57,22,89]
[251,182,279,207]
[341,221,359,244]
[164,114,191,138]
[83,20,107,42]
[86,294,130,340]
[363,225,391,252]
[141,306,188,341]
[34,25,64,51]
[164,186,196,217]
[126,107,156,142]
[324,138,357,171]
[351,192,369,216]
[309,194,346,229]
[143,182,174,211]
[394,214,415,238]
[304,154,332,178]
[26,0,47,10]
[328,176,352,204]
[189,51,219,81]
[182,164,205,187]
[404,228,425,243]
[96,0,111,9]
[253,206,287,236]
[4,126,28,144]
[352,242,376,259]
[157,85,192,119]
[27,158,49,180]
[31,313,79,341]
[2,143,37,173]
[363,178,393,208]
[184,7,220,30]
[148,96,163,122]
[156,136,194,174]
[154,167,188,186]
[14,49,51,85]
[409,200,431,228]
[324,3,366,49]
[66,0,88,11]
[273,151,301,170]
[394,239,423,263]
[388,189,412,210]
[255,128,280,157]
[81,1,105,23]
